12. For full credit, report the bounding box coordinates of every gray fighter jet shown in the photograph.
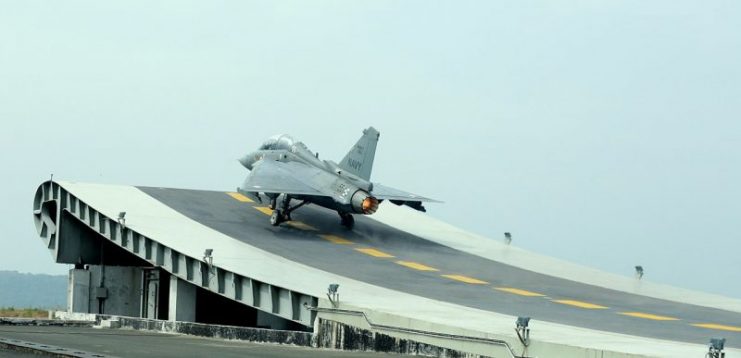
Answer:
[238,127,438,229]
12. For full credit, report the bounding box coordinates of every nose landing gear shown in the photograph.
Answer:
[269,194,307,226]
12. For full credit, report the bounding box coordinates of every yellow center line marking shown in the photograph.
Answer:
[320,235,354,245]
[355,248,395,258]
[692,323,741,332]
[227,192,254,203]
[553,299,609,309]
[396,261,439,272]
[618,312,679,321]
[441,274,488,285]
[494,287,545,297]
[253,207,273,216]
[285,221,318,231]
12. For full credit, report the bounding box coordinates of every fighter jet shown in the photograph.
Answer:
[238,127,438,229]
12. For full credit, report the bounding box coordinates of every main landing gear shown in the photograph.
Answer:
[339,212,355,230]
[266,194,356,230]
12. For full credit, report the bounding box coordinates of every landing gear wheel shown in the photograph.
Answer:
[340,213,355,230]
[270,210,283,226]
[268,194,311,227]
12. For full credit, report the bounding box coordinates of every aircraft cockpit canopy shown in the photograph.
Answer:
[259,134,308,151]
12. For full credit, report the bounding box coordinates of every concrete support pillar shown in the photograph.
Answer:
[169,275,196,322]
[68,269,91,313]
[68,266,142,316]
[88,265,142,317]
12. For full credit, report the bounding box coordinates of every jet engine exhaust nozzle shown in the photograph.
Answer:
[351,190,379,215]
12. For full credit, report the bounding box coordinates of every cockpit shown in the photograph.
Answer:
[258,134,308,151]
[240,134,316,171]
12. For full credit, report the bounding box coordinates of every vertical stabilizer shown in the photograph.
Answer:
[339,127,379,181]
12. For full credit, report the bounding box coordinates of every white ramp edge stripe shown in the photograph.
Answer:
[53,181,731,357]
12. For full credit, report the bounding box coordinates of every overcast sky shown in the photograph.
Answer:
[2,1,740,298]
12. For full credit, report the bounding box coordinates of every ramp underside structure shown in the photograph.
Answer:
[33,180,741,357]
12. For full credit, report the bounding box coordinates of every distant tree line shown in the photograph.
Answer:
[0,270,66,309]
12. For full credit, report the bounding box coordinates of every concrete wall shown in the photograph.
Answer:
[44,312,480,357]
[96,315,313,346]
[68,266,303,330]
[315,319,485,358]
[89,265,142,316]
[67,266,142,317]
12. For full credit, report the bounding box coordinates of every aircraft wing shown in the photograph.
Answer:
[241,160,324,196]
[371,183,440,203]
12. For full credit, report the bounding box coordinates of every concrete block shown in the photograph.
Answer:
[97,318,121,329]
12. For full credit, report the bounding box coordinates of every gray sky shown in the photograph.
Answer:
[2,1,740,298]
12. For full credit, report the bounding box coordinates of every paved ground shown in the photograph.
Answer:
[0,326,400,358]
[139,187,741,348]
[0,351,35,358]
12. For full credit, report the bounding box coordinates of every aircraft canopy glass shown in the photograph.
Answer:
[258,134,307,151]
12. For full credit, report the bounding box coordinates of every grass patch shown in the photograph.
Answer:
[0,307,49,318]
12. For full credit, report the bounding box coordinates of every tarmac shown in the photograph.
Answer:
[0,325,401,358]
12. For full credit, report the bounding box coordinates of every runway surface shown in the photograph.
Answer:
[137,187,741,348]
[0,326,400,358]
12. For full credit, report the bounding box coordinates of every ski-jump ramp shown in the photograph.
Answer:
[33,180,741,357]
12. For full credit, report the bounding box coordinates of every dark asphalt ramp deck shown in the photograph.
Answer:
[138,186,741,348]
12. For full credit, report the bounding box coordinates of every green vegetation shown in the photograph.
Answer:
[0,307,49,318]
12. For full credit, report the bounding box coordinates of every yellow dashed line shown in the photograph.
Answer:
[553,299,608,309]
[619,312,679,321]
[320,235,353,245]
[285,221,317,231]
[253,207,273,215]
[227,192,254,203]
[441,274,488,285]
[355,248,395,258]
[692,323,741,332]
[396,261,439,271]
[494,287,545,297]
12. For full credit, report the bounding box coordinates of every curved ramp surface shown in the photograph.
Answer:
[139,186,741,347]
[34,181,741,357]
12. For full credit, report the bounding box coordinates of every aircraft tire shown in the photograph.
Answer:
[340,213,355,229]
[270,210,282,226]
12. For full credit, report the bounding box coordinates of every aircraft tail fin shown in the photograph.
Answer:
[339,127,379,181]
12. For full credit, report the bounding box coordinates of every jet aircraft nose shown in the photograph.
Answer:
[239,153,258,170]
